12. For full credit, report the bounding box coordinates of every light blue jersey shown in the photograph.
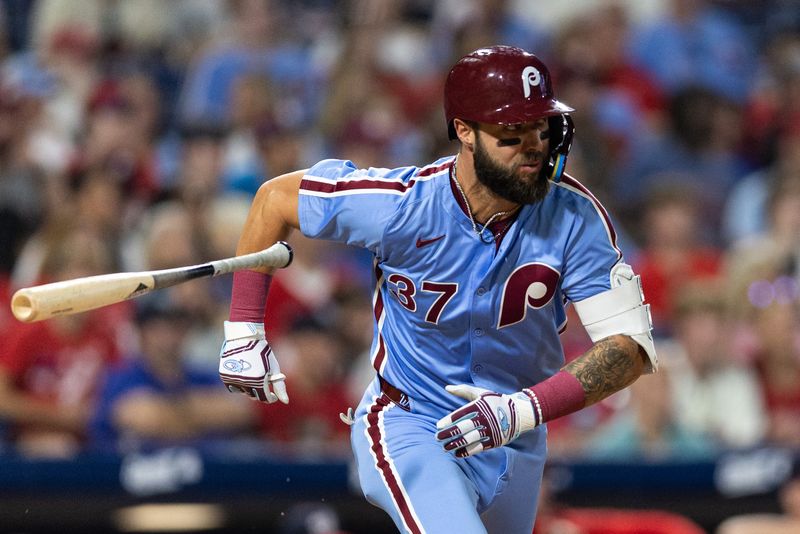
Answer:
[300,156,621,410]
[298,156,623,533]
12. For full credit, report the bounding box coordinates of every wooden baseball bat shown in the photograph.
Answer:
[10,241,293,323]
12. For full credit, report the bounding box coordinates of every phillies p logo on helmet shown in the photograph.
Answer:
[442,45,575,182]
[521,66,541,98]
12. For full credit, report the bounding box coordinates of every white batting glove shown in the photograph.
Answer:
[219,321,289,404]
[435,384,538,458]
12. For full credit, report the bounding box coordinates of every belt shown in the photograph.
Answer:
[379,376,410,411]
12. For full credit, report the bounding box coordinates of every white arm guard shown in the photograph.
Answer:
[573,263,658,372]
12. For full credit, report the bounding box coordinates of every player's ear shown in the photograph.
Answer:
[453,119,475,152]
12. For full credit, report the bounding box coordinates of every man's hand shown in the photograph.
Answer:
[435,384,537,458]
[218,321,288,404]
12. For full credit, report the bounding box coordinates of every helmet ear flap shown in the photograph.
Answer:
[545,114,575,183]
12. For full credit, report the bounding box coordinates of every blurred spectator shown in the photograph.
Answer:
[549,3,666,198]
[29,1,103,54]
[612,87,750,244]
[203,192,255,264]
[658,282,767,450]
[170,121,227,212]
[255,114,309,178]
[29,1,192,126]
[586,367,717,462]
[185,193,256,368]
[725,164,800,449]
[0,231,128,457]
[725,172,800,320]
[431,0,549,68]
[739,31,800,170]
[68,164,127,261]
[9,124,144,289]
[90,295,255,453]
[177,0,320,128]
[256,317,351,458]
[726,244,800,448]
[36,25,101,150]
[329,91,405,168]
[726,173,800,283]
[323,281,375,404]
[124,200,221,369]
[220,72,274,195]
[265,232,359,340]
[545,395,619,460]
[631,184,723,335]
[0,52,55,227]
[116,70,165,153]
[69,78,161,207]
[630,0,757,103]
[749,285,800,447]
[317,0,431,168]
[137,200,197,270]
[724,118,800,246]
[716,461,800,534]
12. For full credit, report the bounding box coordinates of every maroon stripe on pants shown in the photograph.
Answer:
[366,397,422,534]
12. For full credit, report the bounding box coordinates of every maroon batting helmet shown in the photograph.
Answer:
[444,46,575,181]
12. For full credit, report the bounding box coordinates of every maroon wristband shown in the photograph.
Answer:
[229,270,272,323]
[523,370,586,425]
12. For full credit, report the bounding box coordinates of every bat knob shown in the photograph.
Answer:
[11,290,35,323]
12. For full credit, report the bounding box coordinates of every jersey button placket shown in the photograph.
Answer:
[468,257,492,382]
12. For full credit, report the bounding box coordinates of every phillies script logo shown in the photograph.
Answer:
[521,66,542,98]
[498,262,560,328]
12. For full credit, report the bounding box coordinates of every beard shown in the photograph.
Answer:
[473,134,551,205]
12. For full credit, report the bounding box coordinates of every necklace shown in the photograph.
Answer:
[451,157,515,244]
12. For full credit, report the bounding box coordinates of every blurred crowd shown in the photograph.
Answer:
[0,0,799,481]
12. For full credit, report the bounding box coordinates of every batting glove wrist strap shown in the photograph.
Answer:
[224,320,265,341]
[514,391,539,431]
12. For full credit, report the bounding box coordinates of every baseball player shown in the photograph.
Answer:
[219,46,657,534]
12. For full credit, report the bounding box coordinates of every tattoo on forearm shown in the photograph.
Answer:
[563,335,642,405]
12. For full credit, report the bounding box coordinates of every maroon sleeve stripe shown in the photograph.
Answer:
[300,177,416,194]
[415,160,452,178]
[559,173,622,260]
[300,159,452,195]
